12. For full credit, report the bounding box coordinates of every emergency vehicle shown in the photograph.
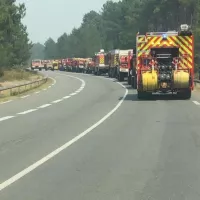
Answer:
[31,59,44,71]
[135,24,194,99]
[108,49,133,81]
[52,60,59,70]
[94,49,109,75]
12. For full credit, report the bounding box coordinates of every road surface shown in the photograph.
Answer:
[0,71,200,200]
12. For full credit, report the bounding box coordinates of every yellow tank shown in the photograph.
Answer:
[52,60,59,70]
[142,71,158,91]
[173,70,189,88]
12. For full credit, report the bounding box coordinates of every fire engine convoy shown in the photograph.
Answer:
[31,24,194,99]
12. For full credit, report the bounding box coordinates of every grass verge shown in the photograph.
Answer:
[0,68,53,103]
[0,78,53,103]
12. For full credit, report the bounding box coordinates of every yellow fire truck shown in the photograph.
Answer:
[135,24,194,99]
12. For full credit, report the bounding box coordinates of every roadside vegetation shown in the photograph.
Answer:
[0,1,51,97]
[0,1,31,72]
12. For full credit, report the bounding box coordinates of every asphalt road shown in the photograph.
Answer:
[0,71,200,200]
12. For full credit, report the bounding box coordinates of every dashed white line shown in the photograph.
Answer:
[38,104,51,108]
[63,96,70,99]
[17,109,37,115]
[0,116,15,122]
[0,100,13,104]
[52,99,63,103]
[43,89,47,91]
[70,92,77,96]
[0,74,84,122]
[21,95,30,99]
[0,82,127,191]
[49,77,56,85]
[193,101,200,105]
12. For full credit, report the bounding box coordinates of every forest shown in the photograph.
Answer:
[0,0,31,70]
[33,0,200,70]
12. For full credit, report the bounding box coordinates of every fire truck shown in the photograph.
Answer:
[65,58,73,71]
[108,49,133,81]
[76,58,85,73]
[71,58,78,72]
[31,59,44,71]
[42,60,53,71]
[52,60,59,70]
[135,24,194,99]
[94,49,109,75]
[127,49,136,85]
[86,59,95,74]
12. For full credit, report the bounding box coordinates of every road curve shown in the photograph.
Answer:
[0,71,200,199]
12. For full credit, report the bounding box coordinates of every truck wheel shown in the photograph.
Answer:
[137,91,151,99]
[108,70,111,77]
[138,91,146,99]
[178,89,191,99]
[118,72,124,82]
[39,68,42,71]
[131,76,137,89]
[128,75,131,85]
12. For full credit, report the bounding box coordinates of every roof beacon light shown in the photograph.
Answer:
[180,24,189,31]
[162,33,167,39]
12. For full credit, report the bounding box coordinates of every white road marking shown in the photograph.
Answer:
[70,92,77,96]
[0,82,127,191]
[21,95,30,99]
[48,86,51,88]
[63,96,70,99]
[17,109,37,115]
[0,116,15,122]
[0,73,85,124]
[43,89,47,91]
[52,99,63,103]
[38,104,51,108]
[0,100,13,104]
[49,77,57,85]
[193,101,200,105]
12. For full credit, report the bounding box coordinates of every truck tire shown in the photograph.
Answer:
[97,70,100,76]
[128,75,131,85]
[137,91,151,99]
[108,70,111,77]
[131,76,137,89]
[178,89,191,99]
[118,72,124,82]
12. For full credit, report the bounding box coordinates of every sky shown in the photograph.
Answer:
[16,0,116,44]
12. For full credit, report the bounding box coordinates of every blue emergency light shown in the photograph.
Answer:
[162,34,167,39]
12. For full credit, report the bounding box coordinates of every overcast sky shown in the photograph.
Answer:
[16,0,116,44]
